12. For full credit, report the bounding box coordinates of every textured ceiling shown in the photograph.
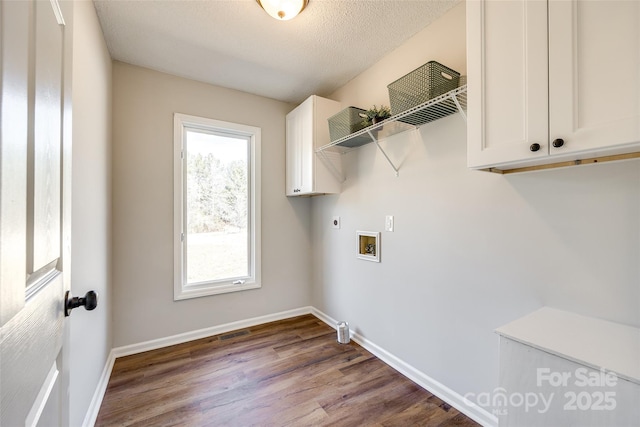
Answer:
[94,0,460,104]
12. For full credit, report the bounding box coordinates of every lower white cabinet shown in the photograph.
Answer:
[496,308,640,426]
[286,95,342,196]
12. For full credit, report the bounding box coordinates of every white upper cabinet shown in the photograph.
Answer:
[468,0,640,171]
[286,95,342,196]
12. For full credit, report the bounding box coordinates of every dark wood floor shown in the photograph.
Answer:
[96,315,480,426]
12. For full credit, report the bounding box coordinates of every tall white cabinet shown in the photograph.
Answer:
[467,0,640,171]
[286,95,342,196]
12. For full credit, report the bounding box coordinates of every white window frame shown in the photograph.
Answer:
[173,113,261,300]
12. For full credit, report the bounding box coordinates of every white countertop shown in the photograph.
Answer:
[496,307,640,385]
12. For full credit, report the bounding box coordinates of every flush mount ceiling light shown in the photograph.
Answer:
[256,0,309,20]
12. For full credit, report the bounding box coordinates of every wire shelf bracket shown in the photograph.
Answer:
[316,85,467,176]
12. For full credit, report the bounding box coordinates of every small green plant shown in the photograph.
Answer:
[360,105,391,126]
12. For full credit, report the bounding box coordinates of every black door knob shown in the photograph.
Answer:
[530,143,541,152]
[552,138,565,148]
[65,290,98,317]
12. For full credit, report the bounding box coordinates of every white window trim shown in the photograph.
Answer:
[173,113,261,300]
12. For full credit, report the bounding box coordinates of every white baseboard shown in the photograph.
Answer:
[84,305,496,427]
[111,306,313,358]
[82,349,116,427]
[311,307,498,427]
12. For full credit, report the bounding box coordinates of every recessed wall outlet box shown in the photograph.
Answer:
[332,216,341,229]
[385,215,394,232]
[356,230,381,262]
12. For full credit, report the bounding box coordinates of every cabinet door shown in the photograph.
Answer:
[285,97,314,196]
[285,107,300,196]
[467,0,549,169]
[549,0,640,156]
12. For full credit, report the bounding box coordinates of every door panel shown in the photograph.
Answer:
[33,360,61,427]
[2,279,64,426]
[28,361,60,427]
[549,0,640,154]
[0,0,70,426]
[467,0,549,168]
[0,0,29,326]
[32,0,63,273]
[285,107,300,195]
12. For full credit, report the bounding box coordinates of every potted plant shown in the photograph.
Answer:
[360,105,391,126]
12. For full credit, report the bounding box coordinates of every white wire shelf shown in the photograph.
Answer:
[316,84,467,176]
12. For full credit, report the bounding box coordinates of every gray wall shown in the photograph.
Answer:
[111,62,312,347]
[312,3,640,402]
[70,1,113,425]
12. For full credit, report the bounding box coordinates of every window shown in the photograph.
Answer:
[174,113,261,300]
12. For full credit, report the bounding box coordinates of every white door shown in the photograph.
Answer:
[548,0,640,156]
[1,1,72,426]
[466,0,549,169]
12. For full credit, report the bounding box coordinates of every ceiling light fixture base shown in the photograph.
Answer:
[256,0,309,21]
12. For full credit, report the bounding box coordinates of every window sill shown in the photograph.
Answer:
[174,281,261,301]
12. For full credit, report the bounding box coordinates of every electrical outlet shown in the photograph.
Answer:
[385,215,394,232]
[332,216,341,229]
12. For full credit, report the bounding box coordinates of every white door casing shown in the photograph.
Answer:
[0,1,72,426]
